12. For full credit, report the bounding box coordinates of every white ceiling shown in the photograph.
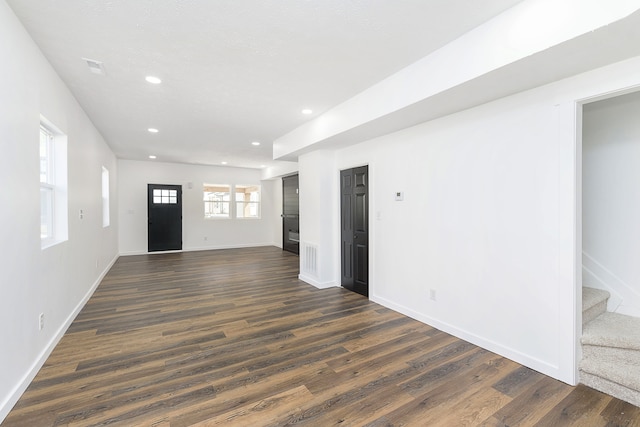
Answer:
[6,0,524,169]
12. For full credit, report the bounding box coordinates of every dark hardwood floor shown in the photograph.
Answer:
[4,246,640,426]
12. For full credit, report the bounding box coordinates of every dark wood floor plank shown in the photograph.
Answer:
[190,385,315,426]
[3,246,638,427]
[487,374,576,426]
[365,355,512,426]
[600,398,640,427]
[534,384,611,426]
[492,365,545,398]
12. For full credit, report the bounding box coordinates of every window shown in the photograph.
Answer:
[235,185,260,218]
[153,188,178,204]
[40,126,54,239]
[40,118,68,248]
[102,167,110,227]
[203,184,230,218]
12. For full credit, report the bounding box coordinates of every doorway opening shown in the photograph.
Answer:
[282,174,299,255]
[581,89,640,315]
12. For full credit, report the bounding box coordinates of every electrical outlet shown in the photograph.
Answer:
[429,289,437,301]
[39,313,45,330]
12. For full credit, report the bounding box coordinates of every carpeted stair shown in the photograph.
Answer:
[580,287,640,407]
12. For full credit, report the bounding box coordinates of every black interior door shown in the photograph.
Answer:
[341,166,368,297]
[148,184,182,252]
[282,174,299,254]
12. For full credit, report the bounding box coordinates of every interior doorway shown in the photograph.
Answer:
[581,89,640,315]
[282,174,299,254]
[340,166,369,297]
[147,184,182,252]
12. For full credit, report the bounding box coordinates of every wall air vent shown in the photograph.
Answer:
[301,242,318,278]
[82,58,106,75]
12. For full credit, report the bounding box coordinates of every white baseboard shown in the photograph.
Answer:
[298,274,338,289]
[119,243,276,257]
[184,243,274,252]
[0,254,119,423]
[369,293,573,385]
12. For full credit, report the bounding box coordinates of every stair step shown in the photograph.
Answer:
[580,294,640,407]
[583,287,610,312]
[580,358,640,407]
[582,287,610,326]
[582,312,640,350]
[580,369,640,408]
[582,344,640,367]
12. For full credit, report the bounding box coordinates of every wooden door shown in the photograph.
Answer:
[282,174,299,254]
[147,184,182,252]
[341,166,368,297]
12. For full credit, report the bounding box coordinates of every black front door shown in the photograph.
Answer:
[341,166,368,297]
[282,174,300,254]
[147,184,182,252]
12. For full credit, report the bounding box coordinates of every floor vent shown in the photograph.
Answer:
[302,242,318,277]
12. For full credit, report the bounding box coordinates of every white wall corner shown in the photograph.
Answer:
[298,274,338,290]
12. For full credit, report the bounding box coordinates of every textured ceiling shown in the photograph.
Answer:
[6,0,523,169]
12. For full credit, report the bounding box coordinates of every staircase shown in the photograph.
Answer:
[580,287,640,407]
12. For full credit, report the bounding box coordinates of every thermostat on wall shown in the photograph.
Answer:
[395,191,404,201]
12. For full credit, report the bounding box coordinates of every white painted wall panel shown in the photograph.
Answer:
[298,151,337,288]
[0,1,118,420]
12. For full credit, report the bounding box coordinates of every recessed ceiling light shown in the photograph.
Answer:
[302,109,313,115]
[148,128,159,133]
[149,155,157,159]
[145,76,162,84]
[260,165,266,168]
[251,141,261,146]
[221,161,227,165]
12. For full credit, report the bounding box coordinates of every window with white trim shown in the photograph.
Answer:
[40,119,68,248]
[203,184,230,218]
[235,184,260,219]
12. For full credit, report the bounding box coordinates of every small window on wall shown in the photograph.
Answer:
[235,185,260,219]
[40,118,68,248]
[153,188,178,204]
[40,126,54,239]
[102,167,110,227]
[204,184,230,218]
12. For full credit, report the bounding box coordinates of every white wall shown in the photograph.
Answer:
[118,160,278,254]
[0,1,118,420]
[297,55,640,385]
[298,151,338,287]
[333,91,569,381]
[583,91,640,317]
